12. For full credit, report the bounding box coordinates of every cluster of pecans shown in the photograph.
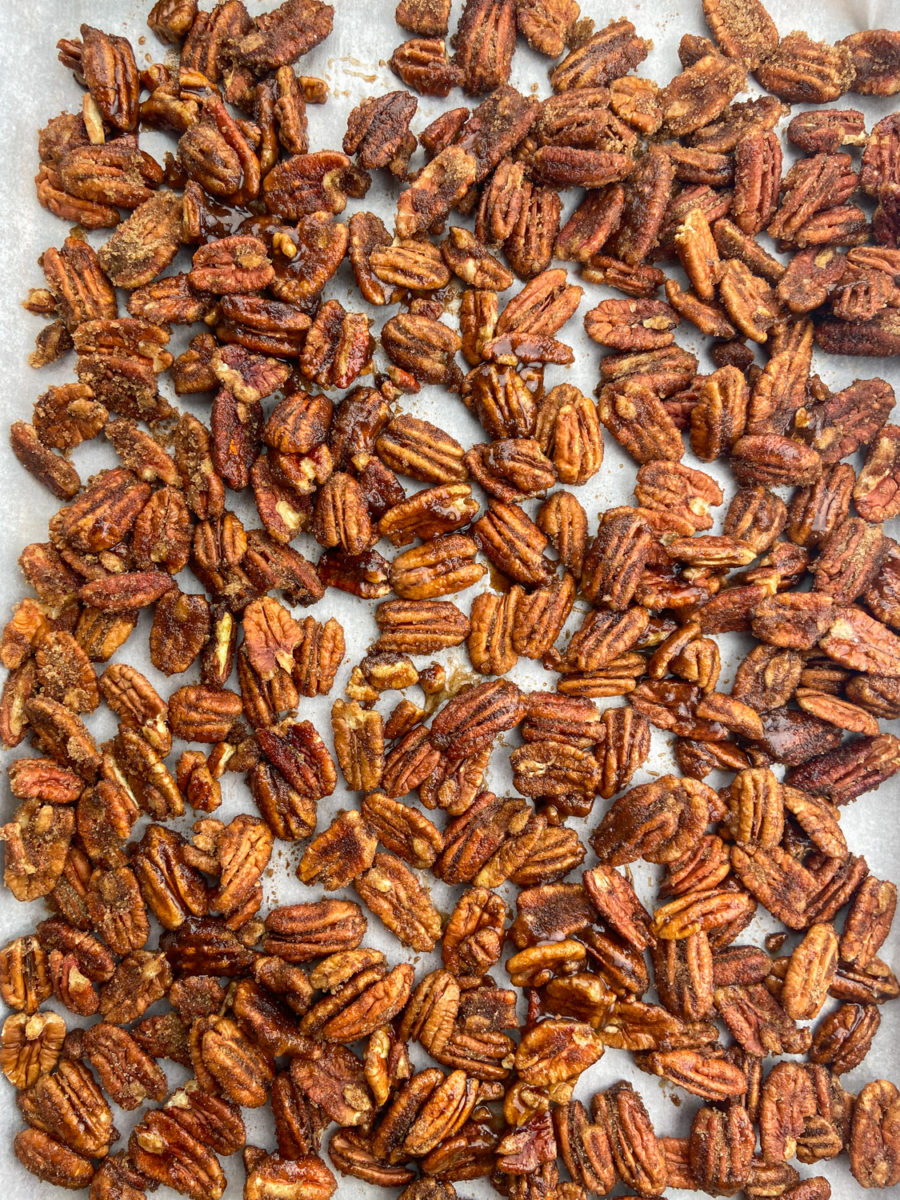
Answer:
[3,0,900,1196]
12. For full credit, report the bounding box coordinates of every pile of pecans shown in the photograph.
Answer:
[3,0,900,1196]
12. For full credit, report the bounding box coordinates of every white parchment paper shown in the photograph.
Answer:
[0,0,898,1196]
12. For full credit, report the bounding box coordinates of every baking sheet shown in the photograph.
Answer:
[0,0,898,1195]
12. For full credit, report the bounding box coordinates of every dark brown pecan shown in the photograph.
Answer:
[344,91,417,171]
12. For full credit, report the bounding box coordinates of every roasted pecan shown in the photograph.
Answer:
[756,33,854,104]
[355,853,441,952]
[551,19,649,90]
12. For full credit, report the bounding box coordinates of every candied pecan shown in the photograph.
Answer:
[701,0,778,68]
[390,37,463,97]
[756,33,854,103]
[850,1080,900,1188]
[604,146,674,265]
[14,1128,94,1190]
[555,185,625,264]
[344,92,418,173]
[661,55,746,138]
[453,0,516,94]
[148,0,198,42]
[59,136,163,210]
[839,29,900,95]
[354,853,441,952]
[0,1011,66,1091]
[329,703,384,793]
[597,380,684,464]
[505,186,562,280]
[18,1055,114,1157]
[591,1082,667,1196]
[551,19,649,90]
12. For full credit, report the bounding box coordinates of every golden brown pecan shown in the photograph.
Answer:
[40,237,116,335]
[19,1055,114,1156]
[702,0,778,68]
[452,0,515,93]
[360,792,442,870]
[532,379,602,482]
[36,161,118,229]
[642,1045,747,1100]
[9,422,81,500]
[81,1022,166,1111]
[430,678,525,761]
[731,434,822,488]
[398,969,459,1057]
[98,189,185,291]
[840,876,897,969]
[661,55,746,137]
[0,1012,65,1090]
[551,19,649,89]
[295,811,376,891]
[244,1154,336,1200]
[503,185,562,281]
[389,534,485,600]
[0,797,75,903]
[32,383,106,453]
[129,1086,245,1200]
[554,185,624,264]
[465,591,517,677]
[355,853,441,952]
[652,887,758,940]
[810,1002,881,1075]
[396,0,451,34]
[585,298,679,351]
[60,137,163,210]
[375,599,470,655]
[781,923,839,1021]
[436,792,531,886]
[597,380,684,464]
[689,1103,755,1195]
[516,1019,603,1088]
[148,0,198,42]
[850,1080,900,1188]
[592,775,717,868]
[756,33,854,103]
[0,937,52,1015]
[14,1128,94,1190]
[733,129,782,236]
[263,901,366,964]
[132,824,206,932]
[591,1082,667,1196]
[854,426,900,523]
[718,259,779,343]
[390,38,463,97]
[436,887,504,986]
